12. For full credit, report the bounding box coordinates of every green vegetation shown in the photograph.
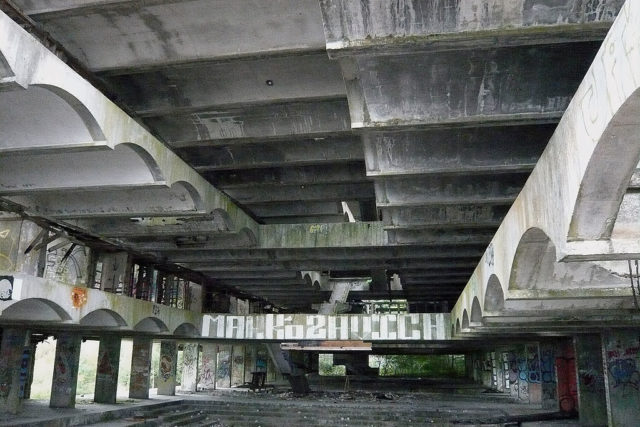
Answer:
[318,353,346,376]
[370,354,465,377]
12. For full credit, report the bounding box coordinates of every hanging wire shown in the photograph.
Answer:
[627,259,640,311]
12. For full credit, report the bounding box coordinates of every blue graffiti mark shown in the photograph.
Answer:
[608,358,640,391]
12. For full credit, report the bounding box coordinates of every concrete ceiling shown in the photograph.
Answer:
[1,0,621,310]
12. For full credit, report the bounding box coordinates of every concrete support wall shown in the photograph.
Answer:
[181,343,199,393]
[50,333,82,408]
[0,328,30,414]
[539,342,558,410]
[602,329,640,427]
[504,345,542,403]
[231,345,245,387]
[200,343,217,390]
[216,345,231,388]
[556,340,578,413]
[94,336,121,404]
[156,340,177,396]
[574,334,607,425]
[129,337,152,399]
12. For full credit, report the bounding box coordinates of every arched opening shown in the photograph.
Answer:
[461,310,469,330]
[174,322,199,337]
[470,297,482,324]
[80,309,128,328]
[455,318,461,334]
[510,227,627,290]
[172,181,204,211]
[134,317,169,333]
[0,298,71,322]
[484,275,505,312]
[569,87,640,241]
[212,208,234,232]
[0,85,105,152]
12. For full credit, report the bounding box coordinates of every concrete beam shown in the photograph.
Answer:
[183,136,363,171]
[24,0,327,71]
[157,245,487,262]
[345,42,599,128]
[363,125,552,176]
[225,182,375,204]
[246,201,344,218]
[109,54,345,115]
[205,162,367,188]
[262,215,348,224]
[5,184,205,219]
[319,0,618,56]
[258,222,387,248]
[381,205,509,229]
[148,100,351,147]
[374,174,527,207]
[386,228,496,245]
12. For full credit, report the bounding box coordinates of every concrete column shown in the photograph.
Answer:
[0,328,30,414]
[231,345,245,387]
[94,336,121,404]
[216,345,231,388]
[555,339,578,413]
[539,342,558,410]
[181,342,199,393]
[524,344,542,404]
[574,334,607,426]
[129,337,152,399]
[602,329,640,427]
[156,340,177,396]
[200,343,217,390]
[50,333,82,408]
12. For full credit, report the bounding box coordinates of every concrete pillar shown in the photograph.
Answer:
[231,345,245,387]
[0,328,30,414]
[129,337,152,399]
[574,334,607,426]
[94,336,121,404]
[181,342,199,393]
[555,339,578,413]
[50,333,82,408]
[156,340,177,396]
[602,329,640,427]
[200,343,217,390]
[524,344,542,404]
[539,342,558,410]
[505,346,532,402]
[216,345,231,388]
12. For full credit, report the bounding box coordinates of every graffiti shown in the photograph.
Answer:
[71,287,87,308]
[579,368,605,392]
[607,356,640,391]
[45,245,87,285]
[309,224,328,234]
[159,354,173,381]
[97,351,113,376]
[0,360,11,400]
[0,275,13,301]
[182,344,197,376]
[152,304,161,316]
[540,349,555,384]
[0,223,18,271]
[203,313,450,340]
[526,347,541,383]
[200,356,214,386]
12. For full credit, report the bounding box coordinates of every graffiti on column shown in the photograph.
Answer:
[526,346,541,383]
[200,354,214,387]
[0,332,22,401]
[541,349,555,384]
[52,339,77,397]
[131,344,150,392]
[606,342,640,392]
[182,344,197,377]
[159,354,173,381]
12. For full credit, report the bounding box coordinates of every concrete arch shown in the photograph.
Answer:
[0,85,105,152]
[0,298,72,322]
[172,181,204,212]
[0,49,13,81]
[303,273,313,288]
[80,309,128,328]
[569,86,640,241]
[470,297,482,324]
[238,227,258,247]
[134,316,169,333]
[461,310,469,330]
[510,227,627,291]
[484,275,505,312]
[0,143,163,194]
[212,208,234,232]
[455,318,461,334]
[173,322,199,337]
